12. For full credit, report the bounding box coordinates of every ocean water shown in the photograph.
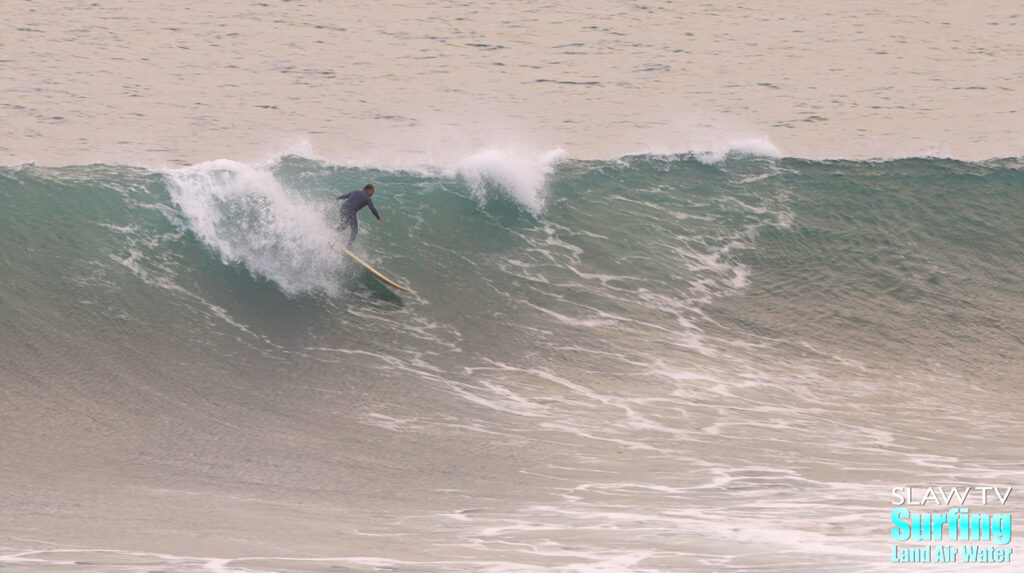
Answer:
[2,152,1022,572]
[3,1,1024,571]
[3,0,1022,164]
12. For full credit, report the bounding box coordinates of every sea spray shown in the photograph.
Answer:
[164,159,344,296]
[441,148,567,215]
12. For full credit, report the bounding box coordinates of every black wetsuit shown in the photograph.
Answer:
[336,190,380,247]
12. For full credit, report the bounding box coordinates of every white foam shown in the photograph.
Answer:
[446,147,567,214]
[694,136,783,164]
[164,159,343,296]
[639,133,782,164]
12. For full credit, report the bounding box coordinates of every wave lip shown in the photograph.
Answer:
[440,147,568,215]
[638,135,783,164]
[164,159,344,296]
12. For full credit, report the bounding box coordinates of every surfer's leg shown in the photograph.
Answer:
[345,217,358,247]
[339,212,358,247]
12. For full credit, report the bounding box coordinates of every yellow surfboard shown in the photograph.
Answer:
[342,248,412,293]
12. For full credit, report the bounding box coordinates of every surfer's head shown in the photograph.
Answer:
[363,183,375,196]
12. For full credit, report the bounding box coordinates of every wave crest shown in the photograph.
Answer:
[164,159,343,296]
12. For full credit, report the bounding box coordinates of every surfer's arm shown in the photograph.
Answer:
[368,201,381,220]
[336,192,351,201]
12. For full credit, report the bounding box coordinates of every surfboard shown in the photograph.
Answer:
[342,248,412,293]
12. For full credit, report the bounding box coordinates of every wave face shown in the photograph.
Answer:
[2,154,1023,571]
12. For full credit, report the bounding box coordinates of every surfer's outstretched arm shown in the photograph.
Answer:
[336,192,351,201]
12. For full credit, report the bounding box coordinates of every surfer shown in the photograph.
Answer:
[335,183,382,247]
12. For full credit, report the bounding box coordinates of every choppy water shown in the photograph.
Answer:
[2,151,1022,571]
[3,1,1022,165]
